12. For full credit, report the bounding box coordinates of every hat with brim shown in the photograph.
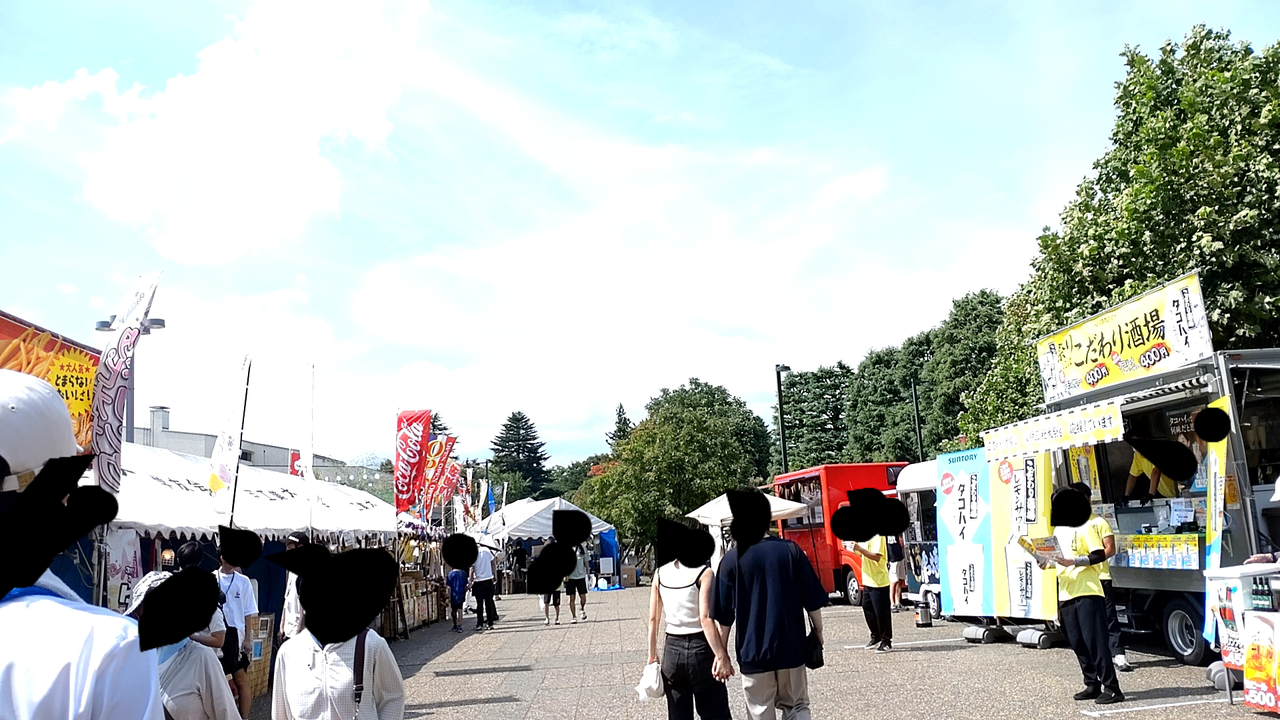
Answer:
[124,570,172,618]
[0,370,81,492]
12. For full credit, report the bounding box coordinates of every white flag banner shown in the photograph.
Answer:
[453,495,465,533]
[92,272,161,494]
[209,355,252,518]
[477,478,489,520]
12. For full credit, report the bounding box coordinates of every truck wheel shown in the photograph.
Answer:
[1163,598,1209,666]
[844,572,863,607]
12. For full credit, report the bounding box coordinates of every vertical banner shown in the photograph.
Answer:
[288,450,302,476]
[1208,577,1248,671]
[1067,446,1101,501]
[477,477,490,520]
[937,449,993,617]
[0,310,101,450]
[453,495,466,533]
[420,436,456,510]
[104,528,142,613]
[487,484,496,515]
[209,356,252,519]
[990,453,1057,619]
[1243,612,1280,711]
[1203,395,1232,641]
[393,410,432,514]
[91,272,161,493]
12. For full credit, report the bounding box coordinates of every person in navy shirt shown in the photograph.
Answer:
[446,565,469,633]
[713,490,826,720]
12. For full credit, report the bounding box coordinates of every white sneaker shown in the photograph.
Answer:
[543,618,550,626]
[581,611,587,621]
[571,617,578,624]
[1114,654,1133,672]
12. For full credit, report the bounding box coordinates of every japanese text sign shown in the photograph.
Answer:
[1037,273,1213,404]
[981,400,1123,462]
[0,309,101,452]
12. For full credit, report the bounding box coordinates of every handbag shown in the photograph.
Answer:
[805,615,824,670]
[635,661,664,701]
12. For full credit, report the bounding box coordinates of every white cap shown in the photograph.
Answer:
[123,570,172,618]
[0,369,82,487]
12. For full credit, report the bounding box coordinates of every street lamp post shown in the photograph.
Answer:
[95,315,166,444]
[775,364,791,475]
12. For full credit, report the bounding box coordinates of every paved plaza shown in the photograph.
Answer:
[253,585,1260,720]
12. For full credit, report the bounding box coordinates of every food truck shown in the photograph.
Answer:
[947,273,1276,664]
[896,460,942,619]
[773,463,906,605]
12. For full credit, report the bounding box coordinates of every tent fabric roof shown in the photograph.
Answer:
[686,493,809,527]
[894,460,938,494]
[471,496,612,542]
[91,443,396,540]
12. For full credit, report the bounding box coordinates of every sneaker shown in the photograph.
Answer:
[875,641,892,653]
[581,611,587,621]
[864,639,880,649]
[891,606,901,613]
[1073,687,1101,701]
[474,625,485,632]
[571,617,578,624]
[543,618,550,626]
[1095,690,1124,705]
[1114,655,1134,672]
[555,620,561,625]
[487,623,496,630]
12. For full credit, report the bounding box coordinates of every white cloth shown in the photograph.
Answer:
[657,562,707,636]
[158,639,238,720]
[0,570,164,720]
[215,569,258,634]
[271,629,405,720]
[472,549,494,582]
[635,661,664,702]
[282,571,305,639]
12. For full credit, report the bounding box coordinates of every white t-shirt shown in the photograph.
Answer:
[0,571,164,720]
[472,549,495,582]
[282,571,305,639]
[272,629,405,720]
[158,641,238,720]
[214,569,258,634]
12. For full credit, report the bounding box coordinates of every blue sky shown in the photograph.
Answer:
[3,1,1279,466]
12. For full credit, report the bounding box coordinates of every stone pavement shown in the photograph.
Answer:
[250,584,1263,720]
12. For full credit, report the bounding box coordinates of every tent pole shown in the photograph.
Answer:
[227,360,253,527]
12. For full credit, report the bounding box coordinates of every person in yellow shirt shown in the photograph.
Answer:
[851,535,892,653]
[1069,483,1132,673]
[1123,450,1176,504]
[1048,489,1124,705]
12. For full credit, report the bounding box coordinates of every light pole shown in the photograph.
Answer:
[910,379,925,463]
[775,364,791,475]
[95,315,166,444]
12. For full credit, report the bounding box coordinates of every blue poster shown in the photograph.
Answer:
[936,449,994,617]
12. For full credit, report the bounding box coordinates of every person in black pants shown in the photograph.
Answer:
[469,545,499,630]
[852,535,893,652]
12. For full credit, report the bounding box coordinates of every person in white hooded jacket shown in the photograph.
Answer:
[0,369,164,720]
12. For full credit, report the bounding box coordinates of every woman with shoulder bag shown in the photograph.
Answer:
[646,520,732,720]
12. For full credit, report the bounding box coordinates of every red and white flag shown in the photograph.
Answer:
[393,410,432,514]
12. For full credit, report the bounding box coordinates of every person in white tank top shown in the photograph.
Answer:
[647,520,733,720]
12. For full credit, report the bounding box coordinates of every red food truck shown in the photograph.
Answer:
[773,463,907,605]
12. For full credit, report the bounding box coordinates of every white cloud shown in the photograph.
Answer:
[57,283,79,295]
[3,0,425,264]
[813,167,890,209]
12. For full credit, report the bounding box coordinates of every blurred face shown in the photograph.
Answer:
[285,541,299,551]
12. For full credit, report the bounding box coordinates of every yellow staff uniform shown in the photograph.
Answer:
[1130,452,1176,498]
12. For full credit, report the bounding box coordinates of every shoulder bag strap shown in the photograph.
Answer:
[352,629,369,719]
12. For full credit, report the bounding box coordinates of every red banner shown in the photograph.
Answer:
[288,450,302,476]
[434,461,462,507]
[420,436,456,510]
[393,410,432,514]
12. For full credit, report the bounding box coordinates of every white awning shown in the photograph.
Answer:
[469,496,612,544]
[895,461,938,494]
[88,443,396,540]
[686,492,808,527]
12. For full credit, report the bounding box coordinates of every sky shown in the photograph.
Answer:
[3,1,1279,466]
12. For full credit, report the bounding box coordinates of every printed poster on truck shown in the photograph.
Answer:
[1203,395,1232,642]
[990,452,1058,620]
[0,309,101,451]
[1036,273,1214,404]
[1243,611,1280,711]
[936,450,993,617]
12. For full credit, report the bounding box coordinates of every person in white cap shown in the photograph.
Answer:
[126,571,240,720]
[0,369,165,719]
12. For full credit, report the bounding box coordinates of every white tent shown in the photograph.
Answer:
[895,460,938,495]
[93,443,396,541]
[686,492,808,527]
[469,496,612,545]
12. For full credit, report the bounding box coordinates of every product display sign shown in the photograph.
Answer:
[981,400,1123,462]
[1036,273,1214,404]
[1208,577,1249,671]
[1203,395,1232,641]
[1244,612,1280,711]
[990,452,1057,620]
[0,310,101,451]
[937,450,993,617]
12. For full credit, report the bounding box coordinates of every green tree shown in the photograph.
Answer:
[606,404,634,450]
[490,411,551,498]
[490,469,531,504]
[770,362,855,474]
[847,330,933,462]
[547,453,613,498]
[922,290,1004,450]
[965,26,1280,436]
[431,413,451,437]
[577,378,770,545]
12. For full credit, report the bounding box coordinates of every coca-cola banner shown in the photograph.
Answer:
[394,410,432,514]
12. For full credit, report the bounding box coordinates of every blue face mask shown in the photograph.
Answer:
[156,638,189,665]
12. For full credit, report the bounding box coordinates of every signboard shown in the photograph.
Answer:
[937,450,993,617]
[393,410,432,514]
[209,356,252,518]
[1208,576,1249,671]
[1037,273,1214,404]
[990,453,1057,620]
[0,310,101,451]
[981,400,1123,462]
[1203,395,1232,641]
[105,528,142,613]
[1243,612,1280,711]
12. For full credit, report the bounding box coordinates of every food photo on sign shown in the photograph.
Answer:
[0,309,101,450]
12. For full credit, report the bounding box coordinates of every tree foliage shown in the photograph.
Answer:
[964,26,1280,435]
[490,411,551,498]
[846,331,933,463]
[431,413,451,437]
[576,378,770,545]
[606,404,634,451]
[923,290,1004,449]
[547,453,613,498]
[770,362,854,474]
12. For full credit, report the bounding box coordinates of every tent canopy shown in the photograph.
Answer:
[686,492,808,527]
[88,443,396,540]
[470,496,612,544]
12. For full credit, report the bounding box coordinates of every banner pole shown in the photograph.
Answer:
[228,360,253,527]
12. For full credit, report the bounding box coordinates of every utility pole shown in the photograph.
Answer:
[911,379,925,463]
[775,364,791,474]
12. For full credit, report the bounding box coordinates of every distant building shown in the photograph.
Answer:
[134,406,345,473]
